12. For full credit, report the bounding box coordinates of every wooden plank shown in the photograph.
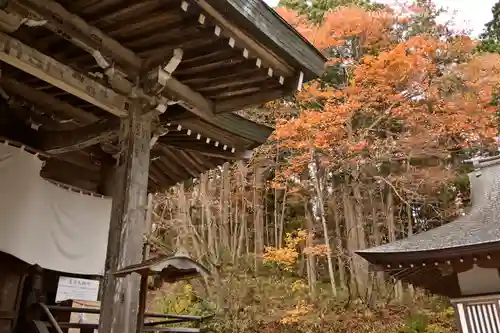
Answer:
[12,0,215,120]
[215,88,286,113]
[162,141,250,160]
[40,160,100,192]
[159,146,199,178]
[39,118,120,154]
[194,0,293,77]
[0,33,129,117]
[98,99,153,333]
[145,67,214,120]
[177,150,208,174]
[154,153,190,181]
[208,0,326,78]
[97,155,116,196]
[185,151,217,170]
[11,0,141,72]
[1,78,99,125]
[41,159,99,183]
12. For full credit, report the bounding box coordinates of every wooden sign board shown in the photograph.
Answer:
[55,276,100,303]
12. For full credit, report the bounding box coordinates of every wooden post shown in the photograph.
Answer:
[98,98,152,333]
[137,194,154,333]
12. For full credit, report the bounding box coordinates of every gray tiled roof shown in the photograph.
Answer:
[358,158,500,255]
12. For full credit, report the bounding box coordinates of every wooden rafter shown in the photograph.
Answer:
[215,88,286,113]
[0,32,130,117]
[192,0,293,77]
[9,0,215,119]
[162,141,252,160]
[1,77,99,125]
[0,0,311,196]
[40,118,120,154]
[9,0,140,72]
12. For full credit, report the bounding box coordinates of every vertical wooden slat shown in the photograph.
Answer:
[485,304,494,332]
[98,99,153,333]
[456,303,469,333]
[456,300,500,333]
[493,302,500,332]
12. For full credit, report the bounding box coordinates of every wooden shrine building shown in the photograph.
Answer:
[0,2,326,333]
[358,155,500,333]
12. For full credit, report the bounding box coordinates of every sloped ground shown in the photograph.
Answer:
[148,274,458,333]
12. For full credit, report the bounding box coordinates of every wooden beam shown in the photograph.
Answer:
[149,162,176,188]
[177,150,208,174]
[1,77,99,125]
[170,121,249,150]
[184,150,217,170]
[157,145,198,179]
[144,66,214,120]
[39,118,120,154]
[11,0,215,119]
[154,154,190,182]
[99,100,153,333]
[56,150,101,172]
[193,0,294,76]
[0,32,129,117]
[215,89,286,113]
[10,0,141,72]
[97,154,116,196]
[161,141,250,160]
[40,159,100,192]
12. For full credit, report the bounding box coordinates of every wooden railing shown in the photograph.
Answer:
[452,295,500,333]
[33,303,214,333]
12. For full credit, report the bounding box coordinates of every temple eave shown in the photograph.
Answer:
[0,0,326,194]
[358,241,500,265]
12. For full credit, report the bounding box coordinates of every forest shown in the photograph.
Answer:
[146,1,500,333]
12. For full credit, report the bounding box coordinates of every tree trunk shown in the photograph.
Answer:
[220,163,231,254]
[329,196,347,290]
[342,179,361,298]
[311,153,337,297]
[274,187,279,247]
[304,200,317,298]
[278,187,288,248]
[370,189,385,295]
[235,161,248,260]
[405,201,415,301]
[253,165,265,272]
[386,188,403,301]
[352,179,368,299]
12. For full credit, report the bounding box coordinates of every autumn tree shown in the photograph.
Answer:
[271,1,500,300]
[277,0,383,23]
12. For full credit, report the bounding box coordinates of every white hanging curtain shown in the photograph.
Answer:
[0,144,112,275]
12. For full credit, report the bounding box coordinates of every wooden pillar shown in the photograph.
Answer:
[98,99,152,333]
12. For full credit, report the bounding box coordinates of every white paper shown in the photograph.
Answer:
[55,276,100,302]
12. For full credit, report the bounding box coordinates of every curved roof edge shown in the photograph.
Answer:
[210,0,327,80]
[357,240,500,265]
[206,113,274,144]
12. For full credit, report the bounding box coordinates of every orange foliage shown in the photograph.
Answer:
[303,244,330,257]
[273,4,500,183]
[263,230,317,270]
[273,7,313,38]
[313,7,395,50]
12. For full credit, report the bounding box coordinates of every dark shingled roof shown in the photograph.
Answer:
[210,0,327,79]
[357,157,500,262]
